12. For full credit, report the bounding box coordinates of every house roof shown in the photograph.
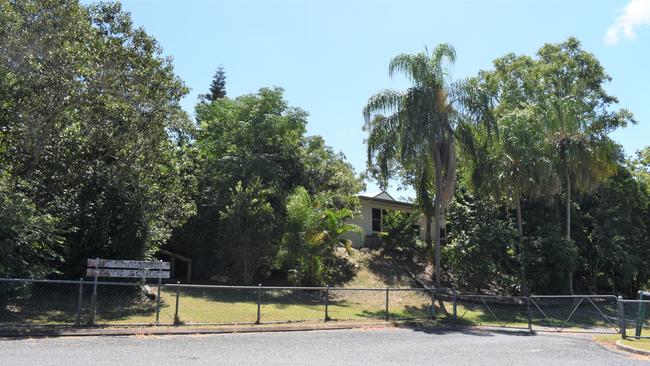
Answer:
[358,190,414,209]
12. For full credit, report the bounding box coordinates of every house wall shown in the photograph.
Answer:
[343,198,435,248]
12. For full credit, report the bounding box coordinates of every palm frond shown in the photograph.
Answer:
[363,89,403,122]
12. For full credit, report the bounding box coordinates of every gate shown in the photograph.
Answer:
[454,295,530,329]
[529,295,619,333]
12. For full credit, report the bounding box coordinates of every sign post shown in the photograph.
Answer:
[155,260,163,324]
[90,258,99,325]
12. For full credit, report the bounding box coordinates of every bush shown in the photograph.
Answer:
[379,211,422,260]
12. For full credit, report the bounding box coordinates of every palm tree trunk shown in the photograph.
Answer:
[434,155,443,288]
[515,196,529,296]
[566,171,573,295]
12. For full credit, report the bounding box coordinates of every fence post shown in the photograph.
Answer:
[429,288,436,320]
[636,291,645,339]
[256,284,262,324]
[76,278,84,326]
[324,285,330,322]
[618,296,626,339]
[173,281,181,325]
[527,296,532,333]
[90,258,99,325]
[452,287,457,321]
[385,287,390,321]
[155,261,162,325]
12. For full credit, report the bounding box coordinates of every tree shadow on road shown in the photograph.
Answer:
[393,321,536,337]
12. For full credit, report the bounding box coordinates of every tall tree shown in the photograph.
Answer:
[632,146,650,190]
[170,87,362,282]
[459,64,560,295]
[205,66,227,101]
[462,39,633,294]
[533,38,633,292]
[363,44,459,286]
[459,113,559,295]
[0,1,195,276]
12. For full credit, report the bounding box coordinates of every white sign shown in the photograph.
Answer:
[86,268,170,278]
[87,259,170,270]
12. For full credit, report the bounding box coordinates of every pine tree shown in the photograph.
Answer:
[206,66,227,101]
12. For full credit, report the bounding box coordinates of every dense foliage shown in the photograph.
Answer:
[0,1,362,285]
[166,87,363,284]
[448,38,642,296]
[378,210,422,260]
[278,187,361,286]
[1,0,195,277]
[1,2,648,296]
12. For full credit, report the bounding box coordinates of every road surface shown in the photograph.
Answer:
[0,327,645,365]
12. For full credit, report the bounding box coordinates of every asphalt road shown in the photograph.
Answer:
[0,328,646,366]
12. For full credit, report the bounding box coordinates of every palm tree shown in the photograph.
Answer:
[541,98,619,293]
[458,93,560,295]
[363,44,458,287]
[490,113,560,295]
[457,69,561,296]
[280,187,362,285]
[532,38,633,293]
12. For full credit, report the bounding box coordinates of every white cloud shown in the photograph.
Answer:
[605,0,650,45]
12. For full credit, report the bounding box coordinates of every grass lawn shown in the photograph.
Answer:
[0,284,624,330]
[1,283,531,327]
[0,251,627,330]
[622,338,650,351]
[595,334,650,352]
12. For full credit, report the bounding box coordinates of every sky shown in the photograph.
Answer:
[110,0,649,201]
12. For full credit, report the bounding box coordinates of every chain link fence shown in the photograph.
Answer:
[529,295,619,333]
[1,277,647,338]
[454,295,529,329]
[619,299,650,339]
[0,279,84,326]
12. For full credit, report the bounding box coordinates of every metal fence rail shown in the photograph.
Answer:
[0,277,644,337]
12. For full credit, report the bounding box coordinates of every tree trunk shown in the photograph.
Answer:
[566,172,573,295]
[433,156,443,288]
[515,196,529,296]
[424,212,433,251]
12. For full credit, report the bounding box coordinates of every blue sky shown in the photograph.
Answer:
[113,0,649,200]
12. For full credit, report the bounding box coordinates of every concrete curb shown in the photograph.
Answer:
[0,321,537,339]
[615,340,650,356]
[0,321,393,338]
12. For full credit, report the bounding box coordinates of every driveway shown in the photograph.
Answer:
[0,327,645,365]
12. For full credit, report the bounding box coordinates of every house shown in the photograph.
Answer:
[343,191,442,248]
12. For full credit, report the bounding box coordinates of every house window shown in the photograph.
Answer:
[371,208,391,232]
[372,208,382,232]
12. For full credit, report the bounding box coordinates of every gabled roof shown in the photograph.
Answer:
[358,190,414,209]
[359,190,396,201]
